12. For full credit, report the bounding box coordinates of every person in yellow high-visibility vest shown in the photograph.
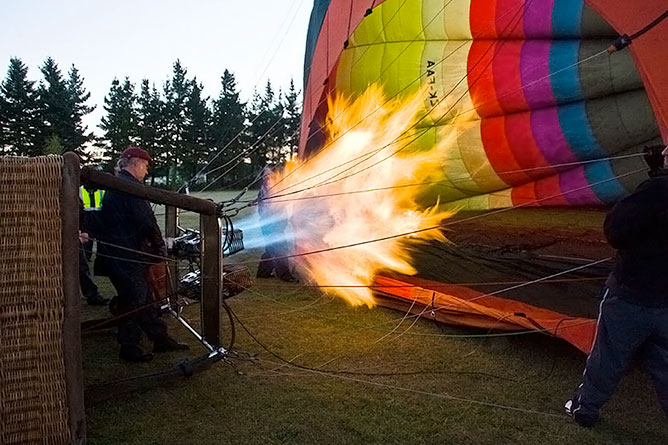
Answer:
[80,185,105,211]
[79,184,108,306]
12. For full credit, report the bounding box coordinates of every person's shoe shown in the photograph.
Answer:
[565,398,598,427]
[153,337,190,353]
[119,345,153,363]
[87,295,109,306]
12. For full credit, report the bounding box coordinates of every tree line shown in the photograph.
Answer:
[0,57,301,189]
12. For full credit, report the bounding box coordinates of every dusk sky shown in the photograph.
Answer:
[0,0,313,133]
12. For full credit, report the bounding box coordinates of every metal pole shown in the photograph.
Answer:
[165,205,179,310]
[200,214,222,348]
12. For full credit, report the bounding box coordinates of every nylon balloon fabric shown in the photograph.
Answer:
[298,0,667,353]
[301,0,665,211]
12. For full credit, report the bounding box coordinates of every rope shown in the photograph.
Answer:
[268,0,518,195]
[199,113,287,192]
[232,277,598,341]
[630,9,668,40]
[454,49,608,120]
[92,239,179,264]
[250,276,607,290]
[268,38,601,201]
[234,167,643,267]
[344,0,354,48]
[245,153,644,205]
[229,309,563,418]
[179,0,308,190]
[265,4,652,207]
[267,0,419,193]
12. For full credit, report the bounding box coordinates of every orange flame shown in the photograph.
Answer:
[266,85,460,307]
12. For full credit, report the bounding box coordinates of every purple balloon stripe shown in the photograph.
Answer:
[523,0,554,38]
[520,41,556,109]
[530,106,578,166]
[559,166,601,205]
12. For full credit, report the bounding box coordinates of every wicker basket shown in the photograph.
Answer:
[0,155,83,444]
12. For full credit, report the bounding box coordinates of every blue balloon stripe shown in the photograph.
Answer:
[551,0,584,37]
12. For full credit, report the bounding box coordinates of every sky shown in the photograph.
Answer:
[0,0,313,134]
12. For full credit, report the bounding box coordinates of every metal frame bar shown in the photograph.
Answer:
[164,205,179,311]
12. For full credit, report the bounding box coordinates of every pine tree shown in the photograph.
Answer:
[99,77,137,163]
[283,78,301,161]
[37,57,70,153]
[209,69,246,187]
[137,79,166,184]
[36,58,94,154]
[246,80,284,177]
[44,134,64,155]
[0,57,42,155]
[182,77,211,180]
[162,60,192,186]
[65,64,95,152]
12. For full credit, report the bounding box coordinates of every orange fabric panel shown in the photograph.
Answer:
[585,0,668,141]
[375,275,596,353]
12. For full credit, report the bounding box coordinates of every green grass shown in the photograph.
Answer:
[83,191,668,444]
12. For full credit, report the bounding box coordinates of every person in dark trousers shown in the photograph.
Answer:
[95,146,188,363]
[565,144,668,427]
[79,199,108,306]
[256,166,297,282]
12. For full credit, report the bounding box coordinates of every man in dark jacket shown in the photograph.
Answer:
[565,144,668,426]
[95,146,188,363]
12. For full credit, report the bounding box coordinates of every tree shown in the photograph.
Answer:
[44,134,64,155]
[209,69,247,187]
[37,57,70,153]
[282,78,301,161]
[246,80,284,177]
[99,77,137,163]
[0,57,42,155]
[162,60,192,186]
[137,79,166,184]
[37,58,94,154]
[181,77,211,180]
[65,64,95,152]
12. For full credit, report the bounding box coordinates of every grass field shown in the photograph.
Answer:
[83,191,668,444]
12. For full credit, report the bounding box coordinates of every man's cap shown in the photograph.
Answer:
[121,146,152,163]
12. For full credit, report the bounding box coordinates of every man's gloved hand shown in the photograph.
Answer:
[164,237,175,250]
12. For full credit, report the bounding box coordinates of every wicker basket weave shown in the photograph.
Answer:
[0,156,71,444]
